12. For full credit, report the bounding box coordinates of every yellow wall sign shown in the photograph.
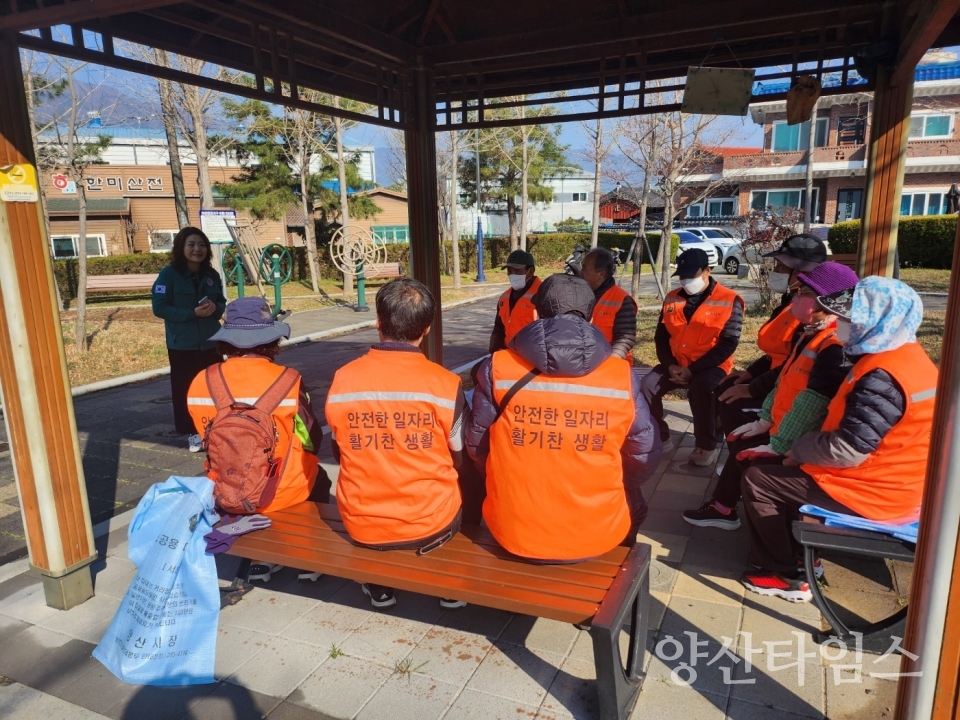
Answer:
[0,163,39,202]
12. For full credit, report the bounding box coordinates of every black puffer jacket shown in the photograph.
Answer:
[835,367,906,454]
[466,315,662,487]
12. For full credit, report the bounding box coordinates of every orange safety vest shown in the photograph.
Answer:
[497,276,542,346]
[802,342,938,522]
[661,282,743,374]
[756,305,801,370]
[187,357,317,514]
[484,349,635,560]
[770,324,841,435]
[325,348,462,545]
[591,284,635,343]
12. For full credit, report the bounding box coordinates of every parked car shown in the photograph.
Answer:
[675,230,720,268]
[684,226,740,263]
[720,236,834,275]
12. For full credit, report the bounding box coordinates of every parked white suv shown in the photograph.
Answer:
[684,227,740,262]
[675,230,720,268]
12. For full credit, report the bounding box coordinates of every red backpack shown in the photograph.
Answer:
[202,364,300,513]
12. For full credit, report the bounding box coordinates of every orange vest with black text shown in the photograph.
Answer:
[591,284,634,343]
[757,305,801,370]
[661,282,742,374]
[325,348,462,545]
[187,357,316,515]
[498,277,542,347]
[802,342,937,522]
[484,349,635,560]
[770,324,842,435]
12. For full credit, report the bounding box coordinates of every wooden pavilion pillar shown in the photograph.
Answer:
[0,36,96,608]
[404,63,444,364]
[857,65,914,277]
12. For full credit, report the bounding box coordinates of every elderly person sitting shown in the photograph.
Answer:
[738,277,938,603]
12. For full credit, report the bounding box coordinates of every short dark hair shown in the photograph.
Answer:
[584,247,615,279]
[376,278,435,342]
[171,226,212,274]
[216,340,282,359]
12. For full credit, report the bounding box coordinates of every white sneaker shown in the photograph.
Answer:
[440,598,467,609]
[298,572,322,582]
[249,563,284,582]
[188,433,203,453]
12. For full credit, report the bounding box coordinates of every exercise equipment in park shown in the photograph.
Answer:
[224,223,292,319]
[329,226,386,312]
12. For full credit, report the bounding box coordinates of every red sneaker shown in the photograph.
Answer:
[740,570,813,603]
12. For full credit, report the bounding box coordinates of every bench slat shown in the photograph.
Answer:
[87,273,158,292]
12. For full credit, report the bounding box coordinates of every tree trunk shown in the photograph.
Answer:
[507,195,519,250]
[334,113,354,294]
[590,120,602,248]
[450,130,461,289]
[519,129,529,251]
[300,165,321,293]
[75,181,88,353]
[660,192,674,294]
[803,107,817,232]
[157,63,188,229]
[633,133,660,298]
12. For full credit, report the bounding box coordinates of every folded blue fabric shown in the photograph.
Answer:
[799,505,919,543]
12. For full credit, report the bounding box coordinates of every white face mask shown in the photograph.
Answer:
[680,275,708,295]
[836,317,851,344]
[508,273,529,291]
[768,271,791,294]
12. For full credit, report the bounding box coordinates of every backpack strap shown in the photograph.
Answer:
[206,364,235,412]
[253,367,301,415]
[495,368,542,422]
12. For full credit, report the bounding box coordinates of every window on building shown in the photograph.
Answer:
[51,234,107,259]
[149,230,178,253]
[908,114,952,140]
[686,204,703,217]
[372,225,410,243]
[836,189,863,222]
[772,118,828,152]
[900,192,949,216]
[706,198,736,216]
[837,116,867,145]
[570,192,587,202]
[750,188,820,217]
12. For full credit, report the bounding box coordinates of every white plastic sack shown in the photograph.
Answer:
[93,476,220,685]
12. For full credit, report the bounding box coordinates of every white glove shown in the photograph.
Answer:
[727,419,773,441]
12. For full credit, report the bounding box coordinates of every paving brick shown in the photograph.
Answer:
[337,595,440,666]
[466,642,563,707]
[630,675,727,719]
[37,594,120,644]
[54,663,139,716]
[91,558,137,600]
[441,687,541,720]
[227,637,327,698]
[646,637,734,699]
[635,531,689,565]
[724,699,821,719]
[657,473,712,497]
[681,533,750,575]
[648,559,679,594]
[649,490,701,513]
[214,625,271,681]
[286,653,392,718]
[672,566,745,607]
[278,596,372,651]
[404,625,493,685]
[729,658,824,718]
[540,656,598,719]
[660,597,742,645]
[0,581,62,626]
[0,680,110,720]
[641,511,696,538]
[499,615,579,655]
[218,586,320,636]
[737,607,819,658]
[355,671,459,720]
[106,684,220,720]
[823,671,897,719]
[186,682,283,720]
[433,603,513,640]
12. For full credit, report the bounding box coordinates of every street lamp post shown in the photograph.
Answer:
[475,128,486,282]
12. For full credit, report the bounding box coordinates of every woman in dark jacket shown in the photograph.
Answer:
[151,227,226,450]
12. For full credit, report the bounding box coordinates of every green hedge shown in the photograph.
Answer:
[828,215,957,268]
[54,253,170,299]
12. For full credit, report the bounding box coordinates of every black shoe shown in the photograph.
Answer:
[682,501,741,530]
[362,583,397,608]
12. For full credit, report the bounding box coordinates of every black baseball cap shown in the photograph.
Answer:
[817,287,854,319]
[673,248,710,278]
[503,249,535,269]
[763,234,827,273]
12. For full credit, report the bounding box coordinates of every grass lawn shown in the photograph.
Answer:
[900,268,951,293]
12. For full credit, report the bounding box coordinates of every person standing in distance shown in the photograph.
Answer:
[152,227,226,452]
[489,249,541,353]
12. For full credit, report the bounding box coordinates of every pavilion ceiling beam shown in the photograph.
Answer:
[424,0,880,66]
[0,0,181,31]
[891,0,960,85]
[416,0,444,46]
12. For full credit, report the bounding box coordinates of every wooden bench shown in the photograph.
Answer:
[86,273,158,293]
[830,254,858,272]
[226,502,651,720]
[363,262,403,280]
[792,520,915,653]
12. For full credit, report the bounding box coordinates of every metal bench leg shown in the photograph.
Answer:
[590,547,650,720]
[804,546,910,654]
[220,558,254,608]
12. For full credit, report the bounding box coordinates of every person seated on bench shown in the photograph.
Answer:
[466,274,661,563]
[326,278,472,610]
[739,277,938,603]
[715,234,827,435]
[580,247,638,360]
[188,297,332,584]
[684,262,858,530]
[642,248,744,465]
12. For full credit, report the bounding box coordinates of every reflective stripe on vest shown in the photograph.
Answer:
[802,342,939,522]
[661,283,742,374]
[186,357,316,515]
[769,325,840,435]
[590,284,631,342]
[498,277,541,346]
[757,307,801,370]
[484,349,634,560]
[325,348,462,545]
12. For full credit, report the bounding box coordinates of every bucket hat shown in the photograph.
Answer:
[209,297,290,348]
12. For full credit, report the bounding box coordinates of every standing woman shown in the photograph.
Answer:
[152,227,226,451]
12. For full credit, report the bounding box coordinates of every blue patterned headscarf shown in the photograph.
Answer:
[846,276,923,355]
